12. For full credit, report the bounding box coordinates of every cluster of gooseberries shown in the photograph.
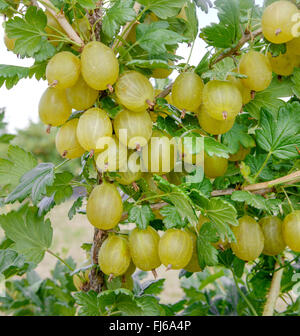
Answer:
[4,2,300,284]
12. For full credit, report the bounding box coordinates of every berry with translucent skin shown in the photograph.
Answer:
[115,71,155,113]
[159,229,193,270]
[262,1,299,44]
[227,71,252,105]
[81,41,119,91]
[287,37,300,56]
[46,51,81,89]
[86,183,123,230]
[141,130,177,175]
[229,145,251,162]
[94,136,128,172]
[66,75,98,111]
[129,226,161,272]
[39,87,71,127]
[283,210,300,252]
[151,62,174,79]
[98,235,131,277]
[172,72,204,111]
[113,109,152,149]
[267,51,297,76]
[202,80,242,121]
[204,152,228,178]
[231,216,264,262]
[55,119,85,159]
[45,10,65,47]
[76,108,113,152]
[239,51,272,92]
[259,216,286,256]
[184,231,201,273]
[197,105,235,135]
[4,33,16,51]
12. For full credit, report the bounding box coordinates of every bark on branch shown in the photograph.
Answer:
[263,261,284,316]
[39,0,84,47]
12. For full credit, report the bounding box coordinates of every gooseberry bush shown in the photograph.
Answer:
[0,0,300,317]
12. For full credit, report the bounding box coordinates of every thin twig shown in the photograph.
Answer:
[210,28,263,67]
[39,0,84,47]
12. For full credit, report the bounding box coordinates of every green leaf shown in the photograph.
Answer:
[0,133,15,143]
[183,1,199,41]
[0,249,27,278]
[256,105,300,159]
[138,0,187,19]
[0,64,30,89]
[140,279,165,295]
[0,145,37,192]
[201,0,242,48]
[222,122,256,155]
[5,6,55,60]
[136,21,187,55]
[46,172,73,205]
[204,137,229,158]
[202,57,235,81]
[6,163,55,204]
[205,198,238,241]
[231,191,280,213]
[128,204,155,229]
[197,224,219,269]
[245,154,275,181]
[68,197,84,220]
[102,1,136,39]
[76,0,97,9]
[74,291,101,316]
[244,76,292,119]
[0,0,9,10]
[0,205,53,264]
[126,59,173,70]
[160,205,185,229]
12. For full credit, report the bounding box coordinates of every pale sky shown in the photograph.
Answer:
[0,1,263,133]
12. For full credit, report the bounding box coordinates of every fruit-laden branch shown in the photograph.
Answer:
[156,28,263,99]
[263,261,284,316]
[38,0,84,47]
[210,28,263,66]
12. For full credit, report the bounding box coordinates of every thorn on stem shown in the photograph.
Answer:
[46,125,52,134]
[251,91,256,100]
[108,274,114,282]
[136,143,141,152]
[62,150,68,158]
[121,275,126,284]
[222,111,228,120]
